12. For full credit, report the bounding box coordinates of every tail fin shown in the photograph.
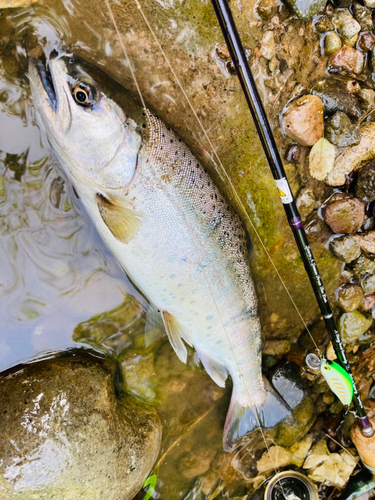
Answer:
[223,377,293,451]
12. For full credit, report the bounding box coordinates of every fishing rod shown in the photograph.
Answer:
[210,0,375,467]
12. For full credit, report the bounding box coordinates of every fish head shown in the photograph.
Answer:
[29,51,144,190]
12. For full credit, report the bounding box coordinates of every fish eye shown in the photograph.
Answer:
[71,79,99,108]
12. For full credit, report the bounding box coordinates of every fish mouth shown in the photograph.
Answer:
[30,54,57,111]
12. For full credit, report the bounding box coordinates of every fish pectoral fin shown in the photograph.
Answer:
[161,311,193,364]
[196,348,228,388]
[97,193,144,244]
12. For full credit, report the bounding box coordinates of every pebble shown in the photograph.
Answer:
[352,2,373,31]
[282,95,323,147]
[333,9,361,40]
[363,0,375,7]
[355,161,375,202]
[283,0,327,20]
[328,123,375,186]
[360,293,375,311]
[330,235,361,262]
[358,32,375,52]
[315,14,334,33]
[354,231,375,254]
[324,111,361,148]
[256,0,276,19]
[351,255,375,275]
[263,339,291,355]
[342,33,359,48]
[337,283,364,311]
[311,78,362,120]
[362,273,375,293]
[259,31,275,60]
[339,310,373,342]
[324,32,342,56]
[356,88,375,111]
[323,197,365,233]
[296,186,316,221]
[0,352,162,500]
[179,449,214,478]
[330,45,365,75]
[285,144,303,163]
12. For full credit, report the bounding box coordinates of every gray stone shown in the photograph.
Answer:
[352,2,373,31]
[362,273,375,293]
[0,351,162,500]
[333,9,361,40]
[338,310,373,343]
[324,112,361,148]
[330,235,361,262]
[283,0,327,21]
[311,78,362,120]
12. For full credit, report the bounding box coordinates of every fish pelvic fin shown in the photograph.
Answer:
[96,193,144,244]
[161,311,193,363]
[196,348,228,388]
[223,376,293,451]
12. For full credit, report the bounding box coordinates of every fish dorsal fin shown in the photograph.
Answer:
[161,311,193,363]
[96,193,144,244]
[196,348,228,388]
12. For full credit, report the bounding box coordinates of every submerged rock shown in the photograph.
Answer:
[324,112,360,148]
[352,2,373,31]
[358,32,375,52]
[338,310,373,342]
[354,231,375,254]
[333,9,361,40]
[282,95,324,146]
[323,32,342,56]
[296,186,316,221]
[361,273,375,293]
[329,235,361,262]
[323,197,365,234]
[311,78,362,119]
[0,351,162,500]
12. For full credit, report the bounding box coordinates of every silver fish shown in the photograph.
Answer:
[28,51,291,449]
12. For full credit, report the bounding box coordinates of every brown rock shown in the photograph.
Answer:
[330,45,365,74]
[337,283,364,311]
[282,95,324,147]
[353,231,375,253]
[323,197,365,233]
[358,32,375,52]
[360,293,375,311]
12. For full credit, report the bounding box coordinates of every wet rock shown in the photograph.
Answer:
[263,339,291,355]
[350,255,375,275]
[120,351,156,402]
[360,292,375,311]
[338,310,373,342]
[333,9,361,40]
[354,231,375,254]
[314,15,334,33]
[0,352,162,500]
[256,0,276,19]
[361,273,375,293]
[323,197,365,233]
[309,138,335,181]
[364,0,375,7]
[358,32,375,53]
[352,2,373,31]
[324,32,342,56]
[259,31,275,60]
[282,95,324,146]
[356,88,375,111]
[305,217,325,241]
[355,161,375,202]
[285,144,303,163]
[324,112,361,148]
[271,362,307,409]
[283,0,327,21]
[328,123,375,186]
[337,283,364,311]
[330,45,365,75]
[329,235,361,262]
[296,186,316,221]
[311,78,362,120]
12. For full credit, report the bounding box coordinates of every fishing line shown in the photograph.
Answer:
[105,0,286,486]
[130,0,321,355]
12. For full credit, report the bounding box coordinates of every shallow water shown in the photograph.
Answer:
[0,0,353,498]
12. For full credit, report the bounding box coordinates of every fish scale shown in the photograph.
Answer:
[28,52,292,450]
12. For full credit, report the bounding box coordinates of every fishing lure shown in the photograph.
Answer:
[321,359,354,406]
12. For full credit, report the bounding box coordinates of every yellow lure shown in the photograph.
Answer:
[321,359,354,406]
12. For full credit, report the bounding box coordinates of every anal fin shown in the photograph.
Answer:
[196,348,228,388]
[161,311,193,363]
[97,193,144,244]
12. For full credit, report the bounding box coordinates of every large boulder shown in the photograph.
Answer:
[0,350,162,500]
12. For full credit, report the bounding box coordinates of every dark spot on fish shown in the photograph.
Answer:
[170,139,173,143]
[142,124,146,128]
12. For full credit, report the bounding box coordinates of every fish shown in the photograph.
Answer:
[28,50,292,450]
